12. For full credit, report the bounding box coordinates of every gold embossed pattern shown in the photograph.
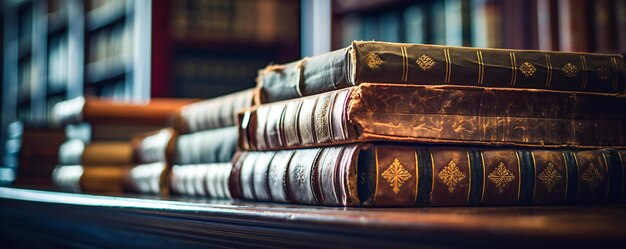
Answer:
[382,158,412,194]
[416,54,436,71]
[563,63,579,78]
[519,61,536,77]
[488,162,516,194]
[597,65,611,80]
[366,52,383,70]
[538,162,562,193]
[581,162,604,192]
[437,160,466,193]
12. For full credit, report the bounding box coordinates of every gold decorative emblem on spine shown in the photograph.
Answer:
[538,162,562,193]
[401,47,409,82]
[476,51,484,85]
[610,57,618,90]
[416,54,436,71]
[597,65,611,80]
[444,49,452,83]
[581,162,604,192]
[437,160,466,193]
[382,158,412,194]
[580,56,588,88]
[488,162,516,194]
[545,54,553,87]
[562,63,579,78]
[365,52,383,70]
[519,61,536,77]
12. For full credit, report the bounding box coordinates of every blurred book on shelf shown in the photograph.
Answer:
[333,0,626,53]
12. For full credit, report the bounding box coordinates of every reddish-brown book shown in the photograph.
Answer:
[257,41,626,103]
[53,97,198,126]
[230,143,626,207]
[240,83,626,150]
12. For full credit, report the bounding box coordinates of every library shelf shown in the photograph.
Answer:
[0,187,625,248]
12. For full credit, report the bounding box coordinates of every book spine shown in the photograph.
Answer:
[52,165,83,192]
[239,88,356,151]
[229,145,361,206]
[173,89,254,134]
[133,129,175,164]
[58,139,85,165]
[170,163,232,198]
[174,126,238,164]
[126,162,166,195]
[257,42,626,103]
[352,41,625,94]
[230,144,626,207]
[241,84,626,150]
[82,142,134,165]
[256,47,354,103]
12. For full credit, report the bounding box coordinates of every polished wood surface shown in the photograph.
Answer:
[1,187,625,248]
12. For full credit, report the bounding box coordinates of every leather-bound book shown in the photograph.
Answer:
[81,142,134,165]
[230,144,626,207]
[175,127,239,164]
[256,41,626,103]
[129,129,178,196]
[240,83,626,150]
[171,89,254,134]
[170,164,232,198]
[53,97,197,126]
[131,128,176,165]
[52,164,131,194]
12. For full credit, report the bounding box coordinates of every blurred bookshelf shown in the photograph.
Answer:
[151,0,300,99]
[1,0,301,185]
[332,0,626,53]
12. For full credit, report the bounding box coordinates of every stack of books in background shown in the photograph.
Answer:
[232,41,626,206]
[51,97,192,194]
[5,122,65,187]
[167,90,254,198]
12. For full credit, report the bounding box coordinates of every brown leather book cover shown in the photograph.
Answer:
[230,144,626,207]
[53,97,198,126]
[241,83,626,150]
[257,41,626,103]
[171,89,254,134]
[82,142,134,166]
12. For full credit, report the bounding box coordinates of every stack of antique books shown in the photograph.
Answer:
[230,41,626,206]
[165,90,254,198]
[46,42,626,207]
[51,98,192,193]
